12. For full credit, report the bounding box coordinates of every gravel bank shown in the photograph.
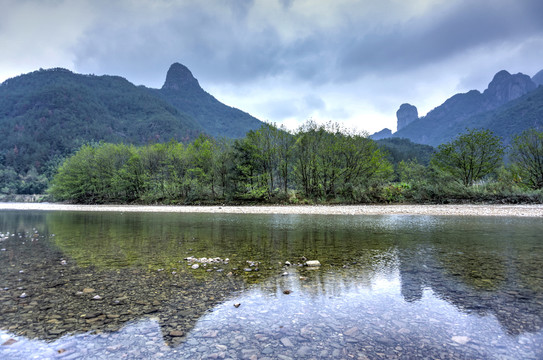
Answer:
[1,203,542,217]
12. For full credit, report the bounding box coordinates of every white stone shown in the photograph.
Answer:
[452,336,470,345]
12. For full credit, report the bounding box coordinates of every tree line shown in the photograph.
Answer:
[49,122,543,204]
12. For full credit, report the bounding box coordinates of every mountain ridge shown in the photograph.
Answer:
[0,63,264,194]
[154,63,263,138]
[372,69,542,146]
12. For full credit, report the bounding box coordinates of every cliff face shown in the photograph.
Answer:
[396,103,418,131]
[162,63,202,92]
[483,70,536,106]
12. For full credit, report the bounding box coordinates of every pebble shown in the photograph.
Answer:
[452,336,470,345]
[280,337,294,347]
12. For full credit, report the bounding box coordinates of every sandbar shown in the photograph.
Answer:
[1,203,542,217]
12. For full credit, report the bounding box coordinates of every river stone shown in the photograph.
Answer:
[306,260,321,267]
[452,336,470,344]
[296,345,312,357]
[280,337,294,347]
[1,338,17,346]
[169,330,184,337]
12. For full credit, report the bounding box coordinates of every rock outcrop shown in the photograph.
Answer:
[157,63,263,138]
[161,62,202,92]
[483,70,536,106]
[396,103,418,131]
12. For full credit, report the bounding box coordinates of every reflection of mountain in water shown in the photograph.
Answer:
[398,242,543,335]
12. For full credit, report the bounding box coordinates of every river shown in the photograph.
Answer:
[1,210,542,359]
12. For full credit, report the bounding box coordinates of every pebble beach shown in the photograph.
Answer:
[1,203,542,217]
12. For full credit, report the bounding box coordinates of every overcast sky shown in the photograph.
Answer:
[1,0,542,133]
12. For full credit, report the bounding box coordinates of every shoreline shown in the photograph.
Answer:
[1,202,542,217]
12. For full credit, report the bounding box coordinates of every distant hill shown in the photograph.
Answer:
[154,63,263,138]
[373,69,543,146]
[376,138,434,166]
[0,64,264,195]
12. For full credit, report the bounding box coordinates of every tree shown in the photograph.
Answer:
[49,144,98,202]
[431,128,504,186]
[292,120,393,200]
[510,129,543,190]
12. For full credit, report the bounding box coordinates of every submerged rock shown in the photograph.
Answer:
[306,260,321,267]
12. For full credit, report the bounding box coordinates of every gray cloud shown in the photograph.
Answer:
[67,0,543,89]
[1,0,542,132]
[337,0,543,79]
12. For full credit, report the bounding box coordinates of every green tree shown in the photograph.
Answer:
[212,138,235,199]
[510,129,543,190]
[186,134,215,200]
[431,129,504,186]
[49,144,98,202]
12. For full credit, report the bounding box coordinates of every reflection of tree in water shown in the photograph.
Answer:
[0,229,245,346]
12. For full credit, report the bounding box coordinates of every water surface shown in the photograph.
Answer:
[1,210,542,359]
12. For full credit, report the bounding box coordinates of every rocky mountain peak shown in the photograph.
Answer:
[396,103,418,131]
[484,70,536,105]
[162,63,201,91]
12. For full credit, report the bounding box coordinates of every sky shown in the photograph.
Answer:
[1,0,542,134]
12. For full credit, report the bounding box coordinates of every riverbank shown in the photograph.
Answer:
[1,203,542,217]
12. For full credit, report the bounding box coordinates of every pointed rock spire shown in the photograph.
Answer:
[396,103,418,131]
[162,63,201,91]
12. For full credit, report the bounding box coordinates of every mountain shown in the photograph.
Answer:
[376,138,434,166]
[369,128,392,140]
[154,63,263,138]
[0,68,201,186]
[533,70,543,86]
[387,70,541,146]
[0,64,264,195]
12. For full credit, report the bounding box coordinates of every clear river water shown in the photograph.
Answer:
[0,210,542,359]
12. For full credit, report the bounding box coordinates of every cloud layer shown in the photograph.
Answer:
[1,0,542,132]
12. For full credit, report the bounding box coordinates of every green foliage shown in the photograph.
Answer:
[510,129,543,190]
[47,123,543,205]
[292,121,392,201]
[431,129,505,186]
[49,121,394,204]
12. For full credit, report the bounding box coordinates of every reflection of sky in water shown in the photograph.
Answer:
[3,265,543,359]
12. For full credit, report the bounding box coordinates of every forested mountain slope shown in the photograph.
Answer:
[0,64,264,194]
[154,63,263,138]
